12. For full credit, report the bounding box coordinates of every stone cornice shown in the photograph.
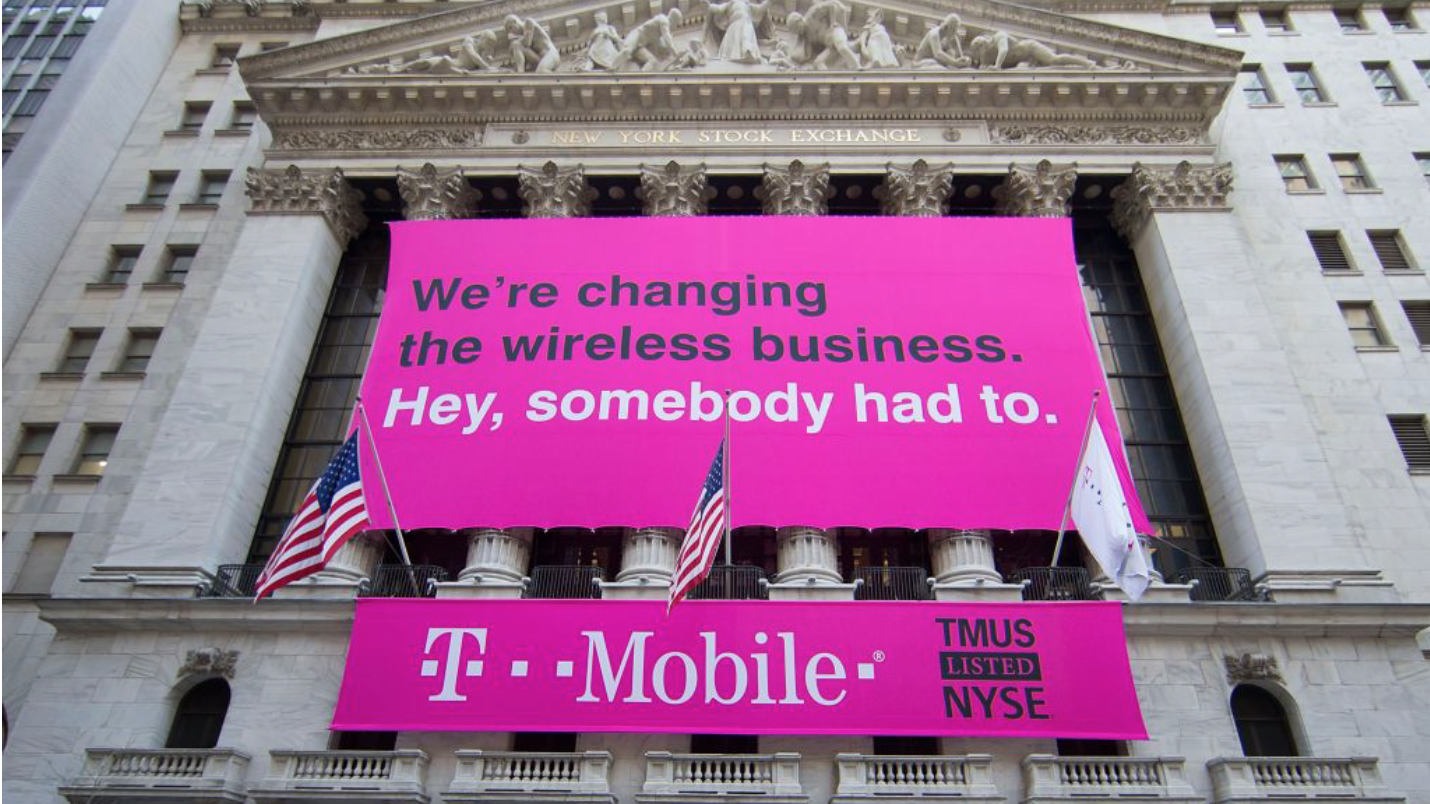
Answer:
[245,165,369,245]
[1110,159,1233,238]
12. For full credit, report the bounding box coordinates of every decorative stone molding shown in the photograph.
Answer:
[992,124,1203,146]
[457,528,533,583]
[1110,160,1234,239]
[245,165,368,245]
[616,527,681,583]
[271,128,483,152]
[178,648,239,680]
[759,160,833,216]
[774,526,843,585]
[879,160,955,217]
[994,159,1077,218]
[928,529,1002,584]
[1224,652,1282,684]
[397,163,479,221]
[518,161,595,218]
[639,161,711,217]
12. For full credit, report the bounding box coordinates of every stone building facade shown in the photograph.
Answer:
[3,0,1430,803]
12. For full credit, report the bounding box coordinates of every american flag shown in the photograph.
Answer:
[669,440,727,612]
[254,431,370,600]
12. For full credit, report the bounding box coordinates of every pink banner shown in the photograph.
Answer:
[360,217,1149,532]
[332,599,1146,738]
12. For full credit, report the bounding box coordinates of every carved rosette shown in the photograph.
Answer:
[245,165,368,246]
[518,161,596,218]
[1110,161,1234,240]
[758,160,834,216]
[993,160,1077,218]
[639,162,711,217]
[397,163,479,221]
[178,648,239,680]
[1224,652,1282,684]
[879,160,955,217]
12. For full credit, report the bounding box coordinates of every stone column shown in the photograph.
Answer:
[993,160,1077,217]
[879,160,954,216]
[616,527,681,582]
[438,528,533,599]
[774,526,842,584]
[315,532,387,582]
[639,162,710,216]
[88,166,366,596]
[927,528,1001,584]
[758,160,833,215]
[397,163,478,220]
[518,161,595,217]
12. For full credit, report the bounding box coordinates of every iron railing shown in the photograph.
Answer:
[525,565,604,599]
[1010,567,1100,601]
[687,565,769,600]
[358,565,448,598]
[201,564,264,598]
[853,566,932,601]
[1172,567,1266,602]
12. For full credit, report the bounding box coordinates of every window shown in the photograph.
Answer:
[51,32,82,57]
[1211,11,1243,32]
[1260,9,1291,31]
[1231,686,1299,757]
[1308,232,1353,272]
[71,424,116,476]
[1286,64,1325,102]
[1418,61,1430,89]
[1274,155,1316,191]
[1340,302,1388,347]
[1331,154,1374,190]
[1368,230,1414,271]
[162,245,196,284]
[1389,416,1430,469]
[1401,301,1430,345]
[1241,65,1274,104]
[210,43,240,68]
[229,101,257,130]
[1384,7,1417,30]
[8,425,55,475]
[1417,153,1430,187]
[58,329,100,373]
[195,171,228,205]
[1335,8,1365,31]
[118,330,159,373]
[180,101,210,130]
[166,679,230,749]
[691,734,758,754]
[13,89,47,116]
[142,172,177,205]
[1364,63,1405,102]
[11,533,70,595]
[104,246,140,283]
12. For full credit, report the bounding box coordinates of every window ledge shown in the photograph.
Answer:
[214,128,252,137]
[1247,102,1285,109]
[39,371,84,381]
[100,371,146,381]
[1354,345,1399,353]
[3,474,37,484]
[1390,28,1425,34]
[84,282,128,292]
[2,593,49,601]
[141,282,186,291]
[1267,30,1300,36]
[1343,30,1374,35]
[1383,100,1420,107]
[1385,270,1426,276]
[1302,101,1338,108]
[1421,345,1430,352]
[124,203,166,212]
[1409,467,1430,475]
[1286,189,1326,196]
[178,203,220,212]
[51,474,101,484]
[1322,270,1364,276]
[1344,187,1384,195]
[163,129,201,138]
[195,67,232,75]
[1216,31,1250,37]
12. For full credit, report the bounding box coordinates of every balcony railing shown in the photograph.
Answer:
[250,750,429,803]
[1023,755,1198,801]
[446,750,614,800]
[359,564,448,598]
[687,564,769,600]
[642,752,804,799]
[835,753,1000,800]
[1208,757,1393,802]
[525,565,604,599]
[852,566,932,600]
[60,748,251,804]
[202,563,264,598]
[1010,567,1101,601]
[1173,567,1268,602]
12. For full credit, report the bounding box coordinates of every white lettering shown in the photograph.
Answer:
[577,631,653,703]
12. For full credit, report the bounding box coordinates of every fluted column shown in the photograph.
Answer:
[457,527,533,583]
[758,160,833,216]
[316,532,387,582]
[1110,161,1233,241]
[879,160,954,217]
[640,162,711,216]
[616,527,681,582]
[927,528,1001,584]
[397,163,479,220]
[774,526,842,584]
[993,160,1077,218]
[518,161,595,218]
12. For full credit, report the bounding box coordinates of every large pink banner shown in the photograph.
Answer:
[360,217,1149,532]
[332,599,1146,738]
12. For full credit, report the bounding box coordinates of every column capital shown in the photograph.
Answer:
[758,160,833,216]
[639,161,712,217]
[993,159,1077,218]
[1110,161,1234,239]
[397,163,479,221]
[879,160,954,217]
[244,165,367,246]
[518,161,595,218]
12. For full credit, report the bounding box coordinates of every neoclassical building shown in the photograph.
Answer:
[3,0,1430,803]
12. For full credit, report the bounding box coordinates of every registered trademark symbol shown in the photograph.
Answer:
[873,650,886,662]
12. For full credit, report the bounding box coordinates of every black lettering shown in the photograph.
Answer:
[943,686,973,718]
[998,686,1025,719]
[976,334,1006,362]
[824,335,853,363]
[702,333,732,360]
[635,333,666,360]
[502,334,544,361]
[577,281,605,307]
[586,333,615,360]
[1013,619,1036,648]
[451,336,482,364]
[942,334,973,362]
[1027,687,1049,719]
[669,333,699,361]
[413,278,461,311]
[529,283,558,308]
[909,335,940,363]
[753,327,784,361]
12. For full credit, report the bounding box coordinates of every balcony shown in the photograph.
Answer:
[1022,755,1200,804]
[1208,757,1403,803]
[1009,567,1101,602]
[358,565,448,598]
[687,565,769,600]
[525,565,604,599]
[1173,567,1269,602]
[60,748,251,804]
[638,752,806,803]
[832,753,1001,802]
[852,566,932,601]
[249,750,429,804]
[201,564,263,598]
[445,750,615,802]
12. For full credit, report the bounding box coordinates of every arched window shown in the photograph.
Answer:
[166,679,231,749]
[1231,685,1299,757]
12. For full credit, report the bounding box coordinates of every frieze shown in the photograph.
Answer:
[271,128,484,151]
[1223,652,1282,684]
[488,122,987,149]
[992,124,1203,145]
[178,648,240,680]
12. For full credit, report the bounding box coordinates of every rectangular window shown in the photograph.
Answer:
[162,245,196,283]
[1340,302,1388,347]
[142,171,177,204]
[1260,9,1292,31]
[196,171,228,204]
[1336,8,1365,31]
[71,424,117,476]
[1388,415,1430,469]
[118,329,159,373]
[1308,231,1353,272]
[1287,64,1326,102]
[1417,153,1430,187]
[1275,155,1317,191]
[230,101,257,130]
[104,245,140,283]
[52,33,82,57]
[1212,11,1243,32]
[11,533,71,595]
[23,35,54,59]
[1364,63,1405,102]
[1241,65,1274,104]
[59,329,100,373]
[1401,301,1430,345]
[9,424,55,475]
[13,89,47,116]
[1417,61,1430,89]
[1331,154,1374,190]
[180,101,210,130]
[1384,7,1417,30]
[211,43,240,68]
[1369,230,1415,272]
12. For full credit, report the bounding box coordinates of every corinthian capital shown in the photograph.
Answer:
[993,160,1077,218]
[639,161,711,217]
[518,161,595,218]
[880,160,955,217]
[1110,161,1234,239]
[397,163,479,221]
[758,160,833,216]
[245,165,368,246]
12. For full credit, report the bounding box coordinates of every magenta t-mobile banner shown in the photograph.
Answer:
[332,599,1146,738]
[359,216,1149,532]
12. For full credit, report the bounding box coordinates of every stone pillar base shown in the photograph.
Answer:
[1096,581,1193,603]
[932,581,1026,602]
[767,582,858,601]
[270,575,362,600]
[600,578,672,600]
[434,579,525,599]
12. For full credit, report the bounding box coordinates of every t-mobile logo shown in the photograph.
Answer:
[420,627,488,701]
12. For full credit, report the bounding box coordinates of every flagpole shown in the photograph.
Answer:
[355,397,414,569]
[723,388,732,567]
[1051,389,1101,567]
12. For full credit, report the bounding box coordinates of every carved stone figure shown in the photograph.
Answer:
[758,160,833,216]
[349,32,499,75]
[968,30,1095,69]
[767,41,797,70]
[397,163,479,221]
[505,14,560,73]
[787,0,861,70]
[702,0,774,64]
[518,162,596,218]
[612,9,684,71]
[670,40,709,71]
[583,11,623,70]
[856,9,899,68]
[640,162,712,216]
[178,648,239,680]
[879,160,955,216]
[993,160,1077,218]
[914,14,970,69]
[1224,653,1282,683]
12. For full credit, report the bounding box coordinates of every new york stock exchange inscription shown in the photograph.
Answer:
[491,122,987,150]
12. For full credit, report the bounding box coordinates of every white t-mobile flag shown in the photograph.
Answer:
[1071,424,1152,601]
